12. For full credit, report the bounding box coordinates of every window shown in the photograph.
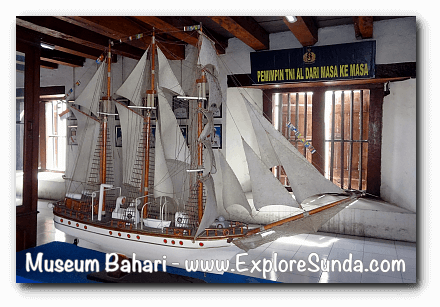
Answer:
[271,87,372,192]
[45,100,67,171]
[16,51,25,206]
[324,90,370,190]
[272,92,313,186]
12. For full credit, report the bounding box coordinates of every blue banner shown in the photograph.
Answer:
[250,41,376,84]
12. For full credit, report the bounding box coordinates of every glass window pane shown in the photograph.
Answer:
[16,51,25,206]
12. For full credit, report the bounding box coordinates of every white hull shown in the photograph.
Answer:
[53,215,242,274]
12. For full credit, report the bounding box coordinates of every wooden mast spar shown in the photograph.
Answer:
[99,41,112,213]
[142,29,155,219]
[196,72,206,224]
[196,26,206,225]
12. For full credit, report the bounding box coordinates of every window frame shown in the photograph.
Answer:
[263,82,384,196]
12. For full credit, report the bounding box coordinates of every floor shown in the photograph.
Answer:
[35,199,417,283]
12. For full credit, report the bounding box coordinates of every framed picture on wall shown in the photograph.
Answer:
[172,96,189,119]
[114,105,119,121]
[150,125,156,148]
[115,125,122,147]
[212,124,222,149]
[179,125,188,145]
[204,99,222,118]
[68,126,78,145]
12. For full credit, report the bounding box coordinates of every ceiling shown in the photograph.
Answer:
[16,16,405,69]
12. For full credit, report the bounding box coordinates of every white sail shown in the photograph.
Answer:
[198,34,227,109]
[198,109,214,142]
[194,175,218,238]
[157,46,185,95]
[154,120,174,198]
[225,90,262,192]
[216,150,252,215]
[242,95,279,168]
[205,70,223,110]
[242,139,302,210]
[269,135,343,204]
[115,48,150,107]
[115,102,144,188]
[74,62,106,116]
[67,107,101,183]
[243,97,315,168]
[201,139,216,178]
[156,87,190,203]
[198,34,219,71]
[242,96,343,203]
[157,88,190,164]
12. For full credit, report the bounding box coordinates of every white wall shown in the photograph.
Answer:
[381,79,417,212]
[373,17,417,64]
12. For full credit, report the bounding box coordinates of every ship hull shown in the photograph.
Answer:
[53,215,242,274]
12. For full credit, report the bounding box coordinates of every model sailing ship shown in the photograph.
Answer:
[53,25,362,272]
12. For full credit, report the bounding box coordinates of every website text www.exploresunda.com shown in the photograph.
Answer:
[182,252,406,278]
[26,252,406,279]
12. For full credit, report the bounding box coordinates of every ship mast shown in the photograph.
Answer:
[196,26,206,224]
[99,41,112,213]
[142,29,156,219]
[196,73,206,224]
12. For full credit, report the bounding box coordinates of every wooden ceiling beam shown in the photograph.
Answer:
[133,16,228,54]
[17,25,102,60]
[209,16,269,50]
[16,16,144,60]
[40,60,58,69]
[59,16,185,60]
[283,16,318,47]
[353,16,373,39]
[133,16,199,46]
[40,48,85,68]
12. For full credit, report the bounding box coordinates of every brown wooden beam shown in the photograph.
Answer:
[133,16,228,55]
[16,40,40,252]
[209,16,269,50]
[241,77,408,90]
[40,60,58,69]
[311,88,326,175]
[17,25,103,60]
[134,16,199,46]
[40,48,85,67]
[262,89,273,121]
[16,16,144,60]
[366,85,384,196]
[60,16,185,60]
[283,16,318,47]
[353,17,373,39]
[39,99,46,170]
[40,86,65,96]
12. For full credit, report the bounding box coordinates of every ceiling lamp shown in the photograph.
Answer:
[285,16,297,23]
[40,42,55,50]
